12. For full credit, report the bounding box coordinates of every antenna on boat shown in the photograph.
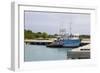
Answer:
[69,18,72,37]
[59,24,66,38]
[69,21,72,37]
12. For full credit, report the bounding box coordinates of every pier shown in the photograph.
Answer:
[67,44,90,59]
[25,39,55,45]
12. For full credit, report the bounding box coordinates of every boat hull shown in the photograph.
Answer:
[46,39,81,48]
[63,39,81,47]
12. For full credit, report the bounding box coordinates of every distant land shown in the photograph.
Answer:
[24,29,90,40]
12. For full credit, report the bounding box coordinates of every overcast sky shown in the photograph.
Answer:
[24,11,90,35]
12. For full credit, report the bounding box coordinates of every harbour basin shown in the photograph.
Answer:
[24,44,73,61]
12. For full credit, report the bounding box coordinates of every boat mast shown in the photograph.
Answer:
[70,21,71,37]
[69,18,72,37]
[59,24,66,38]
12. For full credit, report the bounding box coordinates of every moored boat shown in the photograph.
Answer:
[47,20,81,48]
[46,37,81,48]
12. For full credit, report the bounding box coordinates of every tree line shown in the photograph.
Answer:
[24,29,90,40]
[79,35,90,39]
[24,30,56,39]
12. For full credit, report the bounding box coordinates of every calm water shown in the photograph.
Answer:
[24,44,72,62]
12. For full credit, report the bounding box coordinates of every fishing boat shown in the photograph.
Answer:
[47,36,81,48]
[47,21,81,48]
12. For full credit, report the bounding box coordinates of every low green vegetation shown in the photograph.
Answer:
[79,35,90,40]
[24,30,56,39]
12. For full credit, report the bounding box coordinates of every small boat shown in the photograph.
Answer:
[46,38,63,48]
